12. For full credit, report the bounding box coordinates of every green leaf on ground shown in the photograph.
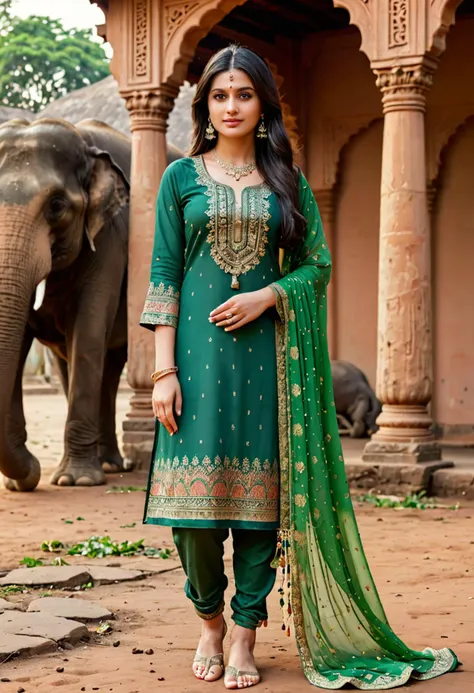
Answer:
[120,523,137,528]
[63,520,74,525]
[41,540,65,553]
[37,535,172,560]
[0,585,25,596]
[76,517,85,521]
[67,536,146,558]
[357,491,460,511]
[20,557,43,568]
[143,547,172,559]
[96,621,113,634]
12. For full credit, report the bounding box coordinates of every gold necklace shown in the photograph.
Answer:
[211,149,256,181]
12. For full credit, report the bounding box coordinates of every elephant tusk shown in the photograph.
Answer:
[34,279,46,311]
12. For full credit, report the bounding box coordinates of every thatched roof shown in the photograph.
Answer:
[40,75,194,154]
[41,76,130,134]
[0,106,33,123]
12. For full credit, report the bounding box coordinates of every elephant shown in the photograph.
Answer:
[331,360,382,438]
[0,117,179,491]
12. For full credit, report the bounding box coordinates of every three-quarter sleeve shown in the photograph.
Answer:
[140,162,185,330]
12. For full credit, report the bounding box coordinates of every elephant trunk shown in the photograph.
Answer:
[0,207,47,485]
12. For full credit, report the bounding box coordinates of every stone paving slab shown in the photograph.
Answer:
[0,611,89,644]
[28,597,112,622]
[0,632,54,658]
[0,598,19,611]
[84,566,143,585]
[0,566,91,589]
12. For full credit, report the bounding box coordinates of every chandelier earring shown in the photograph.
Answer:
[256,114,268,139]
[205,118,216,140]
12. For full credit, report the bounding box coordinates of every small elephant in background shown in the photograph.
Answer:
[331,360,382,438]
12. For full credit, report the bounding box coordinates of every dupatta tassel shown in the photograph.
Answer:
[276,529,293,637]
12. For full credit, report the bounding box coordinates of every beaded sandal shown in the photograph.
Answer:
[193,619,228,682]
[224,665,260,689]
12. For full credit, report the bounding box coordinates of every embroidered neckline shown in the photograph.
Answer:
[194,154,268,201]
[193,155,272,282]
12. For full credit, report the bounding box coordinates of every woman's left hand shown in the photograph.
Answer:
[209,287,276,332]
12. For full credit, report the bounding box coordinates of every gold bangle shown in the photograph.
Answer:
[151,367,178,383]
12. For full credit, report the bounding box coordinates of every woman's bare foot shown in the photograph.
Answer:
[193,614,227,682]
[224,625,260,689]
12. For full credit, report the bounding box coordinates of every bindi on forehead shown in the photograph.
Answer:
[212,69,253,91]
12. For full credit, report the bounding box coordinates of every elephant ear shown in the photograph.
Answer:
[86,146,130,241]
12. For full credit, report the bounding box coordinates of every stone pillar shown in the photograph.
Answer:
[121,86,178,468]
[314,188,336,358]
[362,62,450,466]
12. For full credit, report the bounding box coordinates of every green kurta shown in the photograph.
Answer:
[141,155,282,529]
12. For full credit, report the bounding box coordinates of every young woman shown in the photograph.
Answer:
[140,44,457,690]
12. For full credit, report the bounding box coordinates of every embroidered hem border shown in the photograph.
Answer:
[140,281,180,329]
[145,495,278,525]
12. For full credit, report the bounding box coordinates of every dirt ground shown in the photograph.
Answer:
[0,393,472,692]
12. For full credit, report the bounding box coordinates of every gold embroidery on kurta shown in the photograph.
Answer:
[193,156,271,282]
[146,453,279,525]
[141,281,180,328]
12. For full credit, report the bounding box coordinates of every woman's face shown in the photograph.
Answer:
[207,69,262,140]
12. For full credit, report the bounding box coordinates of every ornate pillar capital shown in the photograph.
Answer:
[123,84,180,132]
[374,61,437,114]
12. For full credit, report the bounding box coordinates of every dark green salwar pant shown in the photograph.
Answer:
[172,528,277,630]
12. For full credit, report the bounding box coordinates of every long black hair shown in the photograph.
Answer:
[189,44,306,249]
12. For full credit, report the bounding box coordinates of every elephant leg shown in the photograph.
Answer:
[348,396,370,438]
[50,327,107,488]
[54,354,69,398]
[99,345,127,473]
[3,327,41,491]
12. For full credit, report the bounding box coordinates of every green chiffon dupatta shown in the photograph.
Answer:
[269,175,457,689]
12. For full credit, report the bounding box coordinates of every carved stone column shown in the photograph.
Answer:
[121,86,178,468]
[362,62,448,465]
[314,189,336,358]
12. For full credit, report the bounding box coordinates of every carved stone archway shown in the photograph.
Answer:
[163,0,247,87]
[332,0,373,60]
[430,0,465,56]
[432,115,474,187]
[427,107,474,185]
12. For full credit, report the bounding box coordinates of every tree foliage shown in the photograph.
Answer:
[0,0,110,112]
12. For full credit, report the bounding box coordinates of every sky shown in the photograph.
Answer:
[12,0,105,29]
[12,0,111,55]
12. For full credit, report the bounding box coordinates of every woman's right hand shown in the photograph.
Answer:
[152,374,182,435]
